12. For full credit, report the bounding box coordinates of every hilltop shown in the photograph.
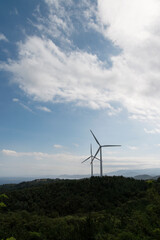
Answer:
[0,176,148,216]
[0,176,160,240]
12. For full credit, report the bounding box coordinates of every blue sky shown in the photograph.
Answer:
[1,0,160,177]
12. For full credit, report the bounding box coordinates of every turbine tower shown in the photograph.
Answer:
[90,130,121,177]
[82,144,99,177]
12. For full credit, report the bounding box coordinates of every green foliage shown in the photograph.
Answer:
[6,238,16,240]
[0,194,8,200]
[117,231,136,240]
[0,202,6,208]
[1,176,148,217]
[1,238,16,240]
[28,232,42,240]
[0,194,8,209]
[1,176,160,240]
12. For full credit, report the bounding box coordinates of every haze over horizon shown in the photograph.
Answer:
[1,0,160,177]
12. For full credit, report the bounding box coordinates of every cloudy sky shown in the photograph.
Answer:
[1,0,160,177]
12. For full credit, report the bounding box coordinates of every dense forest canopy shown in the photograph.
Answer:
[0,176,160,240]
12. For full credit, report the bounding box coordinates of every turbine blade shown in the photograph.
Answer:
[90,130,100,146]
[92,147,100,163]
[91,156,99,163]
[102,145,121,147]
[94,147,100,158]
[90,144,92,156]
[81,156,91,163]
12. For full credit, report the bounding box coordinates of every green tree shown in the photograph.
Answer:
[0,194,16,240]
[0,194,8,208]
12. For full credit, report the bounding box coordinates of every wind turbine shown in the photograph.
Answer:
[82,144,100,177]
[90,130,121,177]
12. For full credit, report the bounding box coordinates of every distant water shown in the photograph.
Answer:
[0,175,90,185]
[0,177,36,185]
[2,169,160,185]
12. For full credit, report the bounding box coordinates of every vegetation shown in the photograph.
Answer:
[0,176,160,239]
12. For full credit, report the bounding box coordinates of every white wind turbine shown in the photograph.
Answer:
[82,144,100,177]
[90,130,121,177]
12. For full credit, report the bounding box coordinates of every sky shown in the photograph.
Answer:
[1,0,160,177]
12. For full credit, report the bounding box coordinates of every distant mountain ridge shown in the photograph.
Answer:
[1,168,160,185]
[107,168,160,177]
[134,174,154,180]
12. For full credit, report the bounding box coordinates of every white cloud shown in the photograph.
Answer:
[95,0,160,122]
[53,144,63,149]
[1,36,116,111]
[0,33,8,42]
[2,0,160,124]
[14,8,18,15]
[2,149,18,156]
[107,106,122,116]
[19,103,33,113]
[33,0,73,42]
[12,98,34,113]
[127,145,138,151]
[36,106,51,112]
[12,98,19,102]
[144,128,160,134]
[1,149,87,175]
[1,149,84,165]
[2,149,160,175]
[2,149,46,159]
[98,155,160,173]
[10,8,19,15]
[97,0,159,48]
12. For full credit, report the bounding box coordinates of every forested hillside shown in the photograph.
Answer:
[0,176,160,240]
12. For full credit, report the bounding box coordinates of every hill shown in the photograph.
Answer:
[0,176,148,216]
[134,174,154,180]
[108,168,160,177]
[0,176,160,240]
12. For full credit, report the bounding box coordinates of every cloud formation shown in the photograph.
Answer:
[97,0,160,122]
[36,106,51,112]
[0,33,8,42]
[12,98,19,102]
[2,149,159,175]
[1,0,160,123]
[19,103,33,113]
[2,149,17,156]
[53,144,63,149]
[2,149,48,159]
[2,149,79,161]
[1,149,85,175]
[144,127,160,134]
[2,36,116,110]
[127,146,138,151]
